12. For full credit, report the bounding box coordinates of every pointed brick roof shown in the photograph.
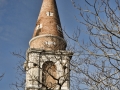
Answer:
[29,0,66,50]
[33,0,63,38]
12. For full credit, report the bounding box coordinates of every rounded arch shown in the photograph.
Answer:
[42,61,57,89]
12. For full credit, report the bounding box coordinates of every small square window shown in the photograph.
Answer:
[46,12,50,16]
[46,12,54,16]
[36,24,42,30]
[57,25,62,31]
[50,12,53,16]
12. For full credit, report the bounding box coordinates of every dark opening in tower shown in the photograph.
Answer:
[42,61,57,89]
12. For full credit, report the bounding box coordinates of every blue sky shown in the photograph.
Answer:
[0,0,80,90]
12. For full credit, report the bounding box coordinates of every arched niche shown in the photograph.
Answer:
[42,61,57,89]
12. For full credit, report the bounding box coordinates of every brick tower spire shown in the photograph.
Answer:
[24,0,73,90]
[29,0,66,50]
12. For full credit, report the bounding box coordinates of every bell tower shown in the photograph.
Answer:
[24,0,73,90]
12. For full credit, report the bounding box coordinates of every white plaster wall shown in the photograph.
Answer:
[25,51,71,90]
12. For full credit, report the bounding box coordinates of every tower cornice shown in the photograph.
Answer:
[29,34,66,46]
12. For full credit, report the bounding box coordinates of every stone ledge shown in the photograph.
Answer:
[27,48,73,56]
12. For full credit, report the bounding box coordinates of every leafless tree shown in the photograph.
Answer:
[68,0,120,90]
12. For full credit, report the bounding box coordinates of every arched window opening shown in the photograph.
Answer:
[42,61,57,89]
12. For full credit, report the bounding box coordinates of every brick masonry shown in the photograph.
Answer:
[30,0,65,50]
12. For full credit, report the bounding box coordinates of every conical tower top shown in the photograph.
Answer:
[29,0,66,50]
[33,0,63,37]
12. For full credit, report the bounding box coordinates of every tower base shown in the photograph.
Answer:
[24,48,73,90]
